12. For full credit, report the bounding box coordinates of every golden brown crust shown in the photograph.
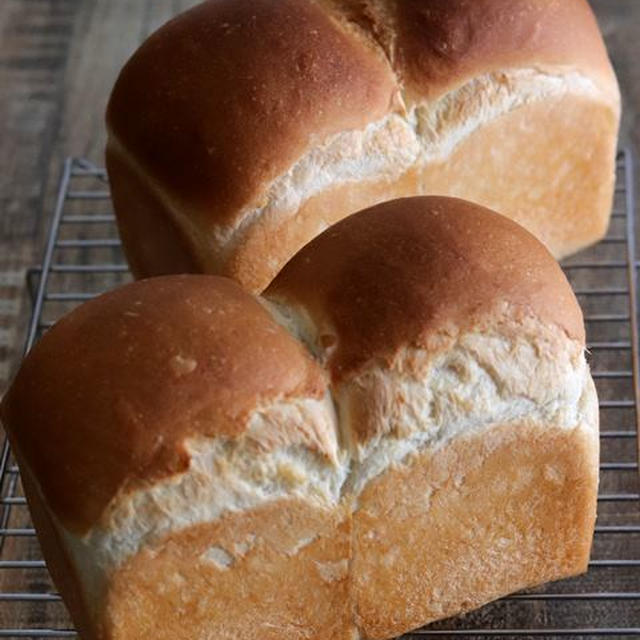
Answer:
[106,0,396,226]
[106,0,619,291]
[106,143,201,278]
[417,95,619,259]
[394,0,617,100]
[105,498,353,640]
[266,196,584,380]
[0,276,328,532]
[224,93,618,292]
[352,420,598,638]
[38,419,596,640]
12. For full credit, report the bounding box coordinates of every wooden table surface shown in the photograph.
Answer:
[0,0,639,391]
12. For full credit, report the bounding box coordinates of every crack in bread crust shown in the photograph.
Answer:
[213,69,608,258]
[108,67,615,287]
[58,323,594,606]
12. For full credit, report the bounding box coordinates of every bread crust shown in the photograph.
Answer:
[106,499,353,640]
[0,275,332,531]
[353,419,598,638]
[225,91,618,290]
[393,0,617,99]
[106,0,620,291]
[106,0,396,226]
[106,143,200,277]
[266,196,584,380]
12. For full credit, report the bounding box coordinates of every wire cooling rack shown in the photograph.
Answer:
[0,152,638,638]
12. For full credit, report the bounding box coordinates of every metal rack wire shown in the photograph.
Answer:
[0,152,638,638]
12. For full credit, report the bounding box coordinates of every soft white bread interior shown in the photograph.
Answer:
[106,0,620,292]
[1,197,598,639]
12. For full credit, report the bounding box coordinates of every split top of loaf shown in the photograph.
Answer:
[0,197,598,640]
[106,0,620,292]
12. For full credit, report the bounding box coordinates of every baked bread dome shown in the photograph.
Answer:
[1,197,598,639]
[106,0,620,292]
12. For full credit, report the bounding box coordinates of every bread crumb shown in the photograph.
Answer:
[286,535,319,557]
[315,559,348,583]
[543,464,565,484]
[276,461,307,488]
[202,546,234,569]
[233,534,256,557]
[170,354,197,377]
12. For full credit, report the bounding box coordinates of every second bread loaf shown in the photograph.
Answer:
[106,0,620,291]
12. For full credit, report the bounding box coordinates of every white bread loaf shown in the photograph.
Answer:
[106,0,620,292]
[1,197,598,639]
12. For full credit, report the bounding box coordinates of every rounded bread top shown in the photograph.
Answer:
[0,276,328,532]
[106,0,616,228]
[106,0,397,227]
[393,0,616,100]
[266,196,585,380]
[1,199,587,535]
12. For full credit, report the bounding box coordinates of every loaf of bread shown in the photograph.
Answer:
[106,0,620,292]
[1,197,598,639]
